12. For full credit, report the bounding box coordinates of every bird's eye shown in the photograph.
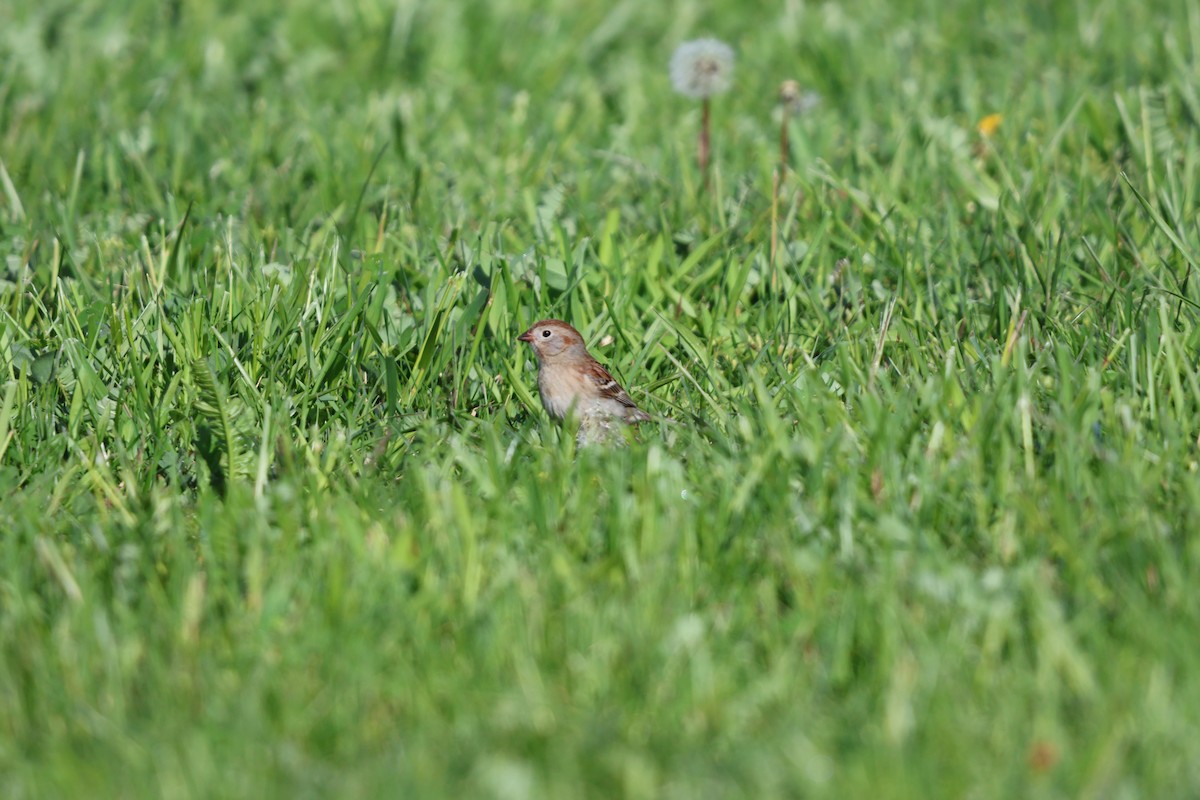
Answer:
[541,329,551,338]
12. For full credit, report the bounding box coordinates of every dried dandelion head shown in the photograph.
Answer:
[669,38,735,99]
[779,80,802,106]
[779,80,822,116]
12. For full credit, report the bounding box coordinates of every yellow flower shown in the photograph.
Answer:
[977,113,1003,138]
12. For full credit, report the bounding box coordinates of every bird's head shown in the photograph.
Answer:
[518,319,587,363]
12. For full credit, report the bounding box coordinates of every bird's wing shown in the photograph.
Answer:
[584,359,651,422]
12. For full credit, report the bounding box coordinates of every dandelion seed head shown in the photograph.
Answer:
[670,38,735,99]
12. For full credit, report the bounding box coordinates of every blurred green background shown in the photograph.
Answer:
[2,0,1200,797]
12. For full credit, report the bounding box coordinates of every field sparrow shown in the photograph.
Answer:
[518,319,650,443]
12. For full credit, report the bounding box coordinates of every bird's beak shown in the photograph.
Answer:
[517,330,535,343]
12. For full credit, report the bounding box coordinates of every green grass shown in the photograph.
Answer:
[3,0,1200,796]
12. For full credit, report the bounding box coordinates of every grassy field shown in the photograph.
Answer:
[3,0,1200,796]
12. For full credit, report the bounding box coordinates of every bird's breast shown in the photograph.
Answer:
[537,365,623,420]
[537,367,579,419]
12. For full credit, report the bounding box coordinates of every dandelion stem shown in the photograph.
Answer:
[699,98,711,190]
[771,113,790,277]
[778,112,790,175]
[770,168,780,282]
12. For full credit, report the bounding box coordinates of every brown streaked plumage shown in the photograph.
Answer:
[517,319,651,428]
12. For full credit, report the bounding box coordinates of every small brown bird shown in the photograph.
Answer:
[518,319,650,443]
